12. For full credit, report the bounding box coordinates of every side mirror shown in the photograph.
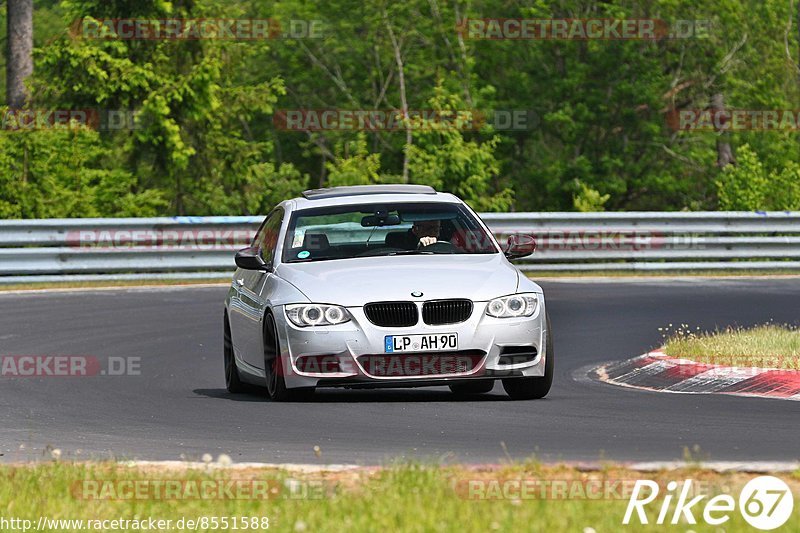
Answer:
[235,247,269,271]
[504,233,536,260]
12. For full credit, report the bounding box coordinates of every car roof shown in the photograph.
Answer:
[286,185,461,211]
[302,184,436,200]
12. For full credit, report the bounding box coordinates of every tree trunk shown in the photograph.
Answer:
[6,0,34,109]
[711,93,736,168]
[383,10,411,183]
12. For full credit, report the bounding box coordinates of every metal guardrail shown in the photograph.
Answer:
[482,211,800,271]
[0,212,798,283]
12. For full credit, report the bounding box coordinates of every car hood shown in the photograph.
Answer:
[276,254,520,307]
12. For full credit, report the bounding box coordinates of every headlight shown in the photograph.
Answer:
[285,304,351,327]
[486,294,538,318]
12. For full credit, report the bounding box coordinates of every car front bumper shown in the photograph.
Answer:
[274,298,548,389]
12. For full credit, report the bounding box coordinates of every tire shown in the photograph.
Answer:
[502,312,554,400]
[449,381,495,395]
[224,314,246,393]
[264,312,314,402]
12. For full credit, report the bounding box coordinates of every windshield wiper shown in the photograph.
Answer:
[387,250,435,256]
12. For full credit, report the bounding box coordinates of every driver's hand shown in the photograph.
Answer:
[419,236,437,247]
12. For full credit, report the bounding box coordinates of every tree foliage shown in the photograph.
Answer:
[716,145,800,210]
[2,0,800,217]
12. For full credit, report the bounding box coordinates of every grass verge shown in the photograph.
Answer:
[0,462,798,532]
[662,324,800,370]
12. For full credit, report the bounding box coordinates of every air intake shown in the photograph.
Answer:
[422,299,473,325]
[364,301,418,327]
[498,345,539,365]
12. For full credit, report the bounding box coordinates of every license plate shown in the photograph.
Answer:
[384,333,458,353]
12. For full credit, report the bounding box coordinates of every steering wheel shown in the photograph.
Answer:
[419,240,456,252]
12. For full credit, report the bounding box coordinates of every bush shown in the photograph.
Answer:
[716,144,800,210]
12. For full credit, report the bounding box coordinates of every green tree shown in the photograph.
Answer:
[30,0,306,216]
[325,134,383,187]
[406,86,513,211]
[716,144,800,210]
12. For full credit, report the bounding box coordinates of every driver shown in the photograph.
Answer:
[389,219,442,250]
[413,219,441,247]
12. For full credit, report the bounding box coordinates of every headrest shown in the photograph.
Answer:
[302,233,330,250]
[384,231,408,248]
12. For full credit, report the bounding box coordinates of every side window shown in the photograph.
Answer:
[254,208,285,265]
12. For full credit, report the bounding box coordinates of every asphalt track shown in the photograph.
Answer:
[0,279,798,465]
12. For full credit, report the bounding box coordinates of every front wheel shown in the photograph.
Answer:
[502,312,554,400]
[264,312,314,402]
[224,314,245,393]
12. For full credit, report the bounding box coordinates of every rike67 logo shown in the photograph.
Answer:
[624,476,794,530]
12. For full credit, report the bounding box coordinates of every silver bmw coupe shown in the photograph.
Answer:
[224,184,553,401]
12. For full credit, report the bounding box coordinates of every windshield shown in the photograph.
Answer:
[283,202,498,263]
